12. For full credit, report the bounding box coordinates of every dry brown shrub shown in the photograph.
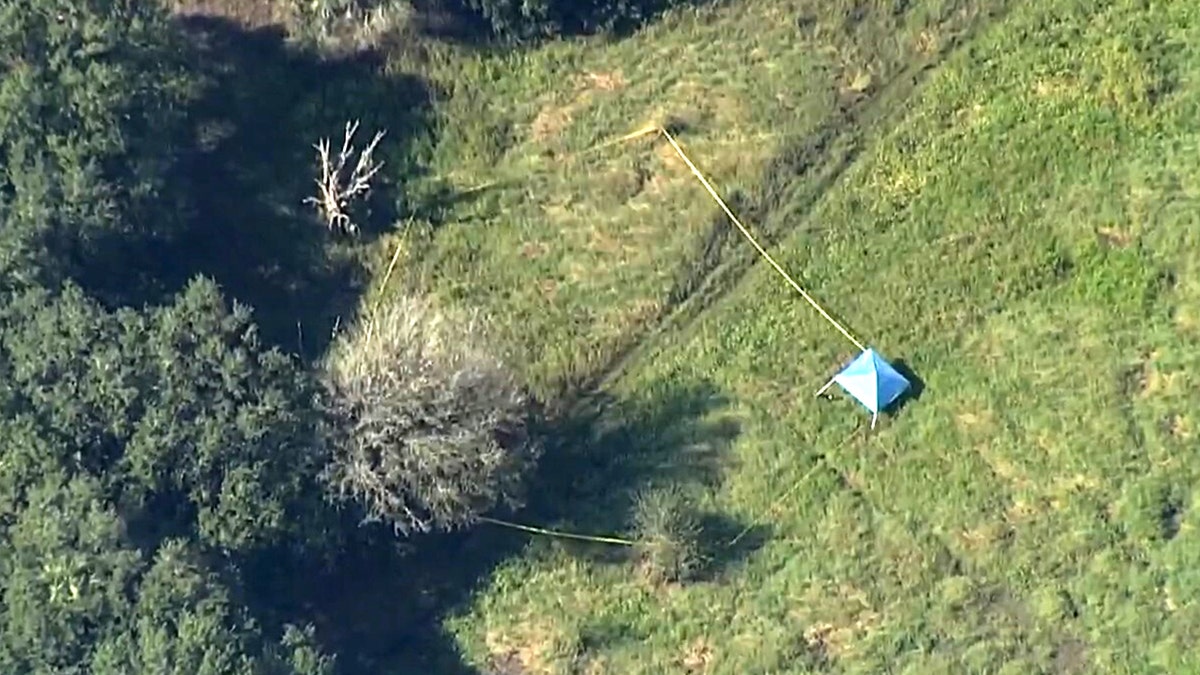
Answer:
[321,294,539,534]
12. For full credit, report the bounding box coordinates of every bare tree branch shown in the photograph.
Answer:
[304,120,387,236]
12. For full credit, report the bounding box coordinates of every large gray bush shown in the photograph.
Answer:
[321,294,538,535]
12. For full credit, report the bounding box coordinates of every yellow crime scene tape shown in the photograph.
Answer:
[467,123,868,548]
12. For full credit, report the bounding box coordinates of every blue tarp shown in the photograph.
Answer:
[831,348,911,425]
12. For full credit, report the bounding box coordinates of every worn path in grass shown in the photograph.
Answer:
[386,0,1010,397]
[582,1,1012,396]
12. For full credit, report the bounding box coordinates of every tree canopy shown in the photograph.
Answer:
[0,4,337,666]
[0,280,339,673]
[0,0,198,298]
[0,3,540,672]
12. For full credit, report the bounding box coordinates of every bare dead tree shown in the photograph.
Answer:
[305,120,386,235]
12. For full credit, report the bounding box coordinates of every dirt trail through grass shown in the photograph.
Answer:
[588,0,1014,394]
[396,0,1019,402]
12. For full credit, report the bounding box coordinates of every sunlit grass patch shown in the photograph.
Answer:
[367,0,1200,671]
[382,0,999,392]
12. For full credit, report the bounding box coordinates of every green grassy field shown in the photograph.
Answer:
[368,0,1200,672]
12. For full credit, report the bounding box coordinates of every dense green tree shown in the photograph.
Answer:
[0,279,339,673]
[0,472,142,673]
[0,278,331,553]
[126,278,331,551]
[91,539,336,675]
[0,0,199,295]
[0,409,61,533]
[0,283,137,475]
[0,471,334,674]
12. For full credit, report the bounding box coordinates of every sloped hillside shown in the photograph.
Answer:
[374,0,1200,672]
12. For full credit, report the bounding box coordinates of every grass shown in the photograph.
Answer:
[180,0,1200,671]
[384,0,1003,394]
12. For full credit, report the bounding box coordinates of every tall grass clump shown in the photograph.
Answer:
[630,485,706,584]
[320,294,540,535]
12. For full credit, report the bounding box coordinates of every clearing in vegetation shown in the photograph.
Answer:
[381,0,1200,671]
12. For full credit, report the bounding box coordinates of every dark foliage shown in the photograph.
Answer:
[0,279,338,672]
[0,0,200,298]
[0,470,333,673]
[0,279,331,553]
[154,15,435,355]
[417,0,705,42]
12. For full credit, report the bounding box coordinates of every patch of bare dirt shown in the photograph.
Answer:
[1096,226,1133,247]
[798,586,882,664]
[1053,637,1089,674]
[520,241,550,259]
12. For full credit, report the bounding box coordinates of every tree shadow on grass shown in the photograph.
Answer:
[520,377,770,576]
[694,512,773,581]
[172,15,436,358]
[83,15,436,360]
[408,0,717,46]
[528,379,734,525]
[398,175,503,228]
[241,377,766,674]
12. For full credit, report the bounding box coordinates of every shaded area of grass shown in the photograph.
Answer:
[163,15,433,358]
[239,520,520,674]
[528,378,745,548]
[228,374,756,674]
[419,0,718,44]
[78,12,436,360]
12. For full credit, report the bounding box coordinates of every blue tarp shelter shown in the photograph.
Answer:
[816,348,911,428]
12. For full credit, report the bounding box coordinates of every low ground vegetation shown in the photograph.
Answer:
[3,0,1200,673]
[390,0,1200,672]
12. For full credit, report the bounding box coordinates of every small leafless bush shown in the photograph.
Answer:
[304,120,386,236]
[320,294,539,535]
